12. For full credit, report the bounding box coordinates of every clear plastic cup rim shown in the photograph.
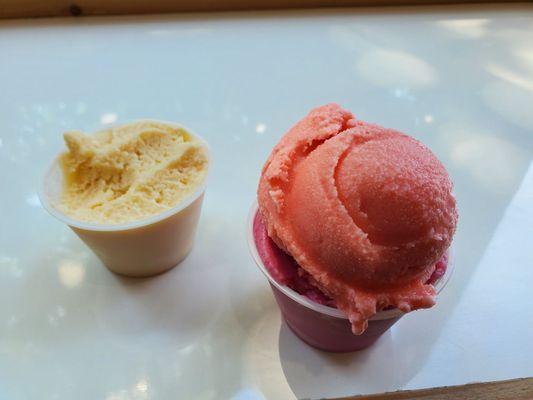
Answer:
[247,202,455,321]
[38,119,210,232]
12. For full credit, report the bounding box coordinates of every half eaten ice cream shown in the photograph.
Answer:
[257,104,457,334]
[59,121,208,224]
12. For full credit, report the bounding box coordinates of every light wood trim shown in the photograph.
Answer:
[334,377,533,400]
[0,0,524,19]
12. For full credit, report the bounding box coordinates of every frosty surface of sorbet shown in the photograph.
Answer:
[257,104,457,334]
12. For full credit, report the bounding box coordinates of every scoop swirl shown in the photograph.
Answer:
[258,104,457,334]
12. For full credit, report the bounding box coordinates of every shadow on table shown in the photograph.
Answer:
[278,316,437,399]
[94,210,237,351]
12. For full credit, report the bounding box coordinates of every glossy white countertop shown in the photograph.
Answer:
[1,4,532,399]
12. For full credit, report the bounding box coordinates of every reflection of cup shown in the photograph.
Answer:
[247,204,454,353]
[39,121,209,278]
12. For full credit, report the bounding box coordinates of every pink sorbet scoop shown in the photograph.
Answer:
[257,104,458,334]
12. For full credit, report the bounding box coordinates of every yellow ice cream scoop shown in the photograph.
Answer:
[59,121,208,224]
[40,120,210,277]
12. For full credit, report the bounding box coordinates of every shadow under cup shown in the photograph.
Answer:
[247,205,454,353]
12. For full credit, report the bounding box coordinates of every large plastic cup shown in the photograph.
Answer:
[247,204,454,352]
[39,120,209,278]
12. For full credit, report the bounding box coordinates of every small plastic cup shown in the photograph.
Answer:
[39,120,209,278]
[247,204,454,352]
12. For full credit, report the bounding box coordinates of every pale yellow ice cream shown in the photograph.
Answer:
[58,121,208,224]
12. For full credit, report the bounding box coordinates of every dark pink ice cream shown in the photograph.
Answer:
[254,211,447,310]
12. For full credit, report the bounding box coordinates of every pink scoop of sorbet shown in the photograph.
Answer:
[257,104,457,334]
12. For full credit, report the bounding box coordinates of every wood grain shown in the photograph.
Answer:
[333,377,533,400]
[0,0,524,19]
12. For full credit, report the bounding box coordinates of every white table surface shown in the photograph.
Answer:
[1,4,532,399]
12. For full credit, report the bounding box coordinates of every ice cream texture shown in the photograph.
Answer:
[258,104,457,334]
[59,121,208,224]
[253,209,449,309]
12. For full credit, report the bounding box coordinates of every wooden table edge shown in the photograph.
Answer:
[0,0,529,19]
[328,377,533,399]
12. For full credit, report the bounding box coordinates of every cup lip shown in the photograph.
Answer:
[38,119,210,232]
[247,201,455,321]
